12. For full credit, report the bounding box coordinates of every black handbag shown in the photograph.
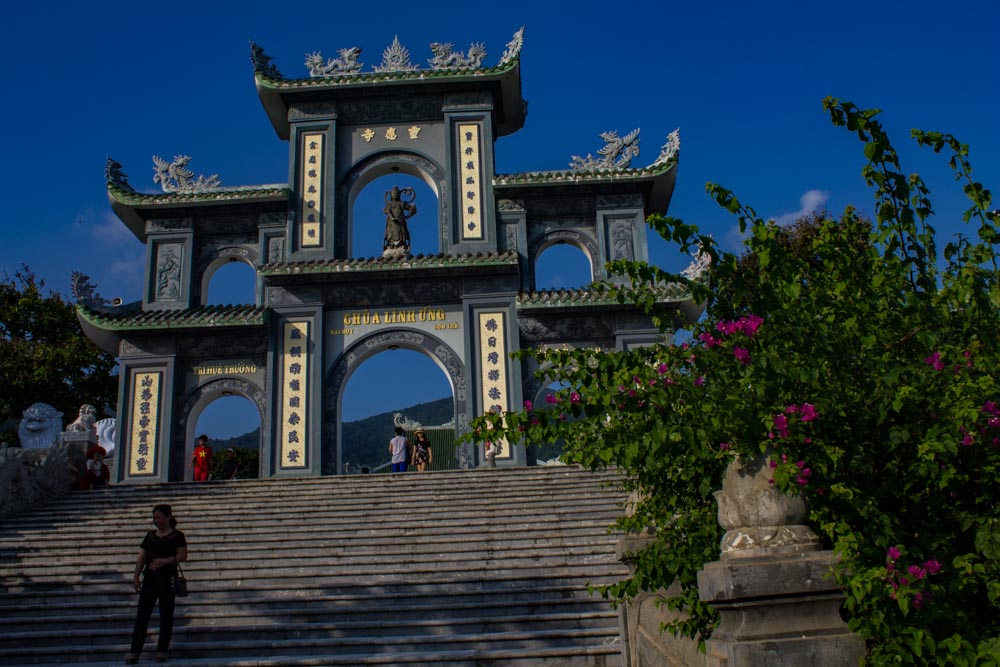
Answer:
[172,564,188,597]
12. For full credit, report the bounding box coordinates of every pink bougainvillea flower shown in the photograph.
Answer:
[523,400,533,411]
[657,363,669,375]
[774,414,789,438]
[800,404,818,422]
[785,404,800,414]
[733,314,763,337]
[545,394,558,405]
[913,591,927,609]
[570,391,581,404]
[924,351,945,371]
[887,546,901,560]
[733,347,751,365]
[719,442,731,451]
[962,433,974,446]
[983,400,999,416]
[694,376,705,387]
[699,332,720,348]
[924,560,942,575]
[908,565,927,580]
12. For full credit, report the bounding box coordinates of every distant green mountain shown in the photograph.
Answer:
[211,396,455,470]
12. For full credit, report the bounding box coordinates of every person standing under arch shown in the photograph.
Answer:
[388,426,410,473]
[191,435,213,481]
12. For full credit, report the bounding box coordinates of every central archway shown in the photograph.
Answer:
[324,329,467,475]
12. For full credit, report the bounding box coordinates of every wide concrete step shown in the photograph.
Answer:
[0,466,627,665]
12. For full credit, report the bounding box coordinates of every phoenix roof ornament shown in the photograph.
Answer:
[498,27,525,66]
[569,128,641,172]
[152,155,222,193]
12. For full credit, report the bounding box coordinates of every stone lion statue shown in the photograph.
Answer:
[17,403,64,450]
[95,418,117,455]
[66,404,97,433]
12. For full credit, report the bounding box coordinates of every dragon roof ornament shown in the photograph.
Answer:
[70,272,137,315]
[680,243,712,282]
[570,128,641,172]
[250,41,283,80]
[306,47,364,76]
[105,157,134,192]
[152,155,222,193]
[301,27,524,78]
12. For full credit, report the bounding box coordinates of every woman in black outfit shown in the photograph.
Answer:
[126,504,188,663]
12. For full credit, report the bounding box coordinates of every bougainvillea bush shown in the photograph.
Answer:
[466,99,999,664]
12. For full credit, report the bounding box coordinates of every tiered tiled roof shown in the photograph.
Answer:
[78,304,267,331]
[106,183,289,207]
[260,251,519,277]
[494,153,678,187]
[517,283,695,310]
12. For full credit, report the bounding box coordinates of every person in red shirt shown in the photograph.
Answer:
[190,435,212,481]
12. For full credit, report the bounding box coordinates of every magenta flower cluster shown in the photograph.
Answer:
[885,546,943,609]
[697,314,764,365]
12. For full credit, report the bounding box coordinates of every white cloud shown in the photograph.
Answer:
[770,190,830,226]
[720,189,831,253]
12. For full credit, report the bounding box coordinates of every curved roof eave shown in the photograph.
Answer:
[493,157,679,216]
[77,307,122,356]
[107,185,290,242]
[255,59,524,140]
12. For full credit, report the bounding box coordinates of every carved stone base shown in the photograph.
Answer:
[697,550,865,666]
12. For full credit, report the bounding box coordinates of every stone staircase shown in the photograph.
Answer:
[0,466,628,666]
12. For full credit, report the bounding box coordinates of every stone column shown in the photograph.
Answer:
[697,453,865,665]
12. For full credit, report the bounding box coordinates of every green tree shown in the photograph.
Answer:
[0,266,119,443]
[466,100,1000,663]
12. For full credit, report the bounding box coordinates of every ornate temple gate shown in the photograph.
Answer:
[75,30,697,484]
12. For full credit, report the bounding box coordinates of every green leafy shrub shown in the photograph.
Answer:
[466,99,999,664]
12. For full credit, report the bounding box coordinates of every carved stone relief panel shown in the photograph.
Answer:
[597,194,643,208]
[323,280,462,308]
[147,218,193,233]
[609,217,636,261]
[517,314,613,342]
[155,243,184,301]
[176,332,268,359]
[267,237,285,264]
[288,102,338,120]
[120,337,175,358]
[528,197,594,218]
[337,96,442,124]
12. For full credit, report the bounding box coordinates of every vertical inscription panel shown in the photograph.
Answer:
[458,124,483,241]
[128,371,162,476]
[300,133,324,248]
[478,311,511,459]
[280,321,309,468]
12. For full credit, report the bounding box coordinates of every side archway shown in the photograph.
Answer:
[527,229,598,289]
[324,329,467,474]
[174,377,265,481]
[194,246,260,306]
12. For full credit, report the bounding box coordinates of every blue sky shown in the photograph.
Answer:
[1,1,996,438]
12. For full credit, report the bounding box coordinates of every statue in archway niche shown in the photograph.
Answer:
[383,186,417,258]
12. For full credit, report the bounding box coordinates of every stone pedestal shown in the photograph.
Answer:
[697,453,865,665]
[698,550,865,665]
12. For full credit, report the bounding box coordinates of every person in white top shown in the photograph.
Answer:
[388,426,410,473]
